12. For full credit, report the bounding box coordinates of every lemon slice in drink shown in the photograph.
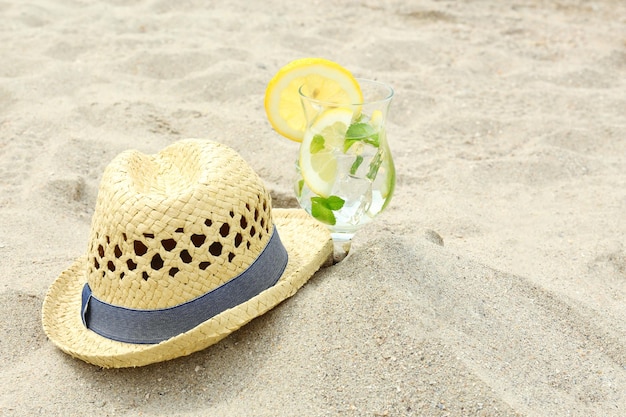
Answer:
[264,58,362,142]
[299,108,354,198]
[369,110,384,130]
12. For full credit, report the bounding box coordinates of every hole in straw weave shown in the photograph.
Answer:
[107,261,115,272]
[98,245,104,258]
[180,250,192,263]
[240,217,247,229]
[169,267,179,277]
[134,240,148,256]
[250,226,256,237]
[120,272,125,279]
[220,223,230,237]
[209,242,222,256]
[106,236,110,244]
[246,203,250,211]
[204,219,212,227]
[228,252,235,262]
[151,254,164,270]
[229,210,235,218]
[234,233,243,247]
[123,233,127,241]
[161,238,176,251]
[142,271,149,281]
[143,233,154,239]
[114,245,122,258]
[199,261,210,270]
[93,258,99,269]
[176,227,184,233]
[246,241,251,249]
[127,259,137,270]
[191,234,206,247]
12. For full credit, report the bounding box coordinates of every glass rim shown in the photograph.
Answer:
[298,77,394,107]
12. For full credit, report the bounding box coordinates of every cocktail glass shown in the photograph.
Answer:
[295,78,395,262]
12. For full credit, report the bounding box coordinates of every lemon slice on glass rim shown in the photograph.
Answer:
[264,57,363,142]
[298,107,354,198]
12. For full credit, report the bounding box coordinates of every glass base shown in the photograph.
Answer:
[330,232,354,263]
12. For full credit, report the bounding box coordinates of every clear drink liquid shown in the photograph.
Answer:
[295,112,395,237]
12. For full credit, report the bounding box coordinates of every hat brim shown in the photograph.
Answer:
[42,209,332,368]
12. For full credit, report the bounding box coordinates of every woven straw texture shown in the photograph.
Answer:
[87,139,274,309]
[42,139,332,368]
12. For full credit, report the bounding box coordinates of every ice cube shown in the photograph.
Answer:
[332,175,373,226]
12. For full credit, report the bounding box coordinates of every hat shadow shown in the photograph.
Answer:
[63,297,297,413]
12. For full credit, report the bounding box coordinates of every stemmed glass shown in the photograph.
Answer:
[294,79,395,262]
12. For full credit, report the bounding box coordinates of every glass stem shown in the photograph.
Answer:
[331,232,353,263]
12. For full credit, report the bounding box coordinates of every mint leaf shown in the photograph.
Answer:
[344,123,380,152]
[296,179,304,197]
[346,122,376,140]
[311,198,336,225]
[325,195,345,211]
[343,138,359,152]
[350,155,364,175]
[310,195,345,225]
[310,134,325,154]
[366,150,383,181]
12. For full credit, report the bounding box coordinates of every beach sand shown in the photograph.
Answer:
[1,0,625,415]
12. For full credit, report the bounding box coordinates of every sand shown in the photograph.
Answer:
[1,0,625,415]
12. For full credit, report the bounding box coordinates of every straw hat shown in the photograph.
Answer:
[42,139,332,368]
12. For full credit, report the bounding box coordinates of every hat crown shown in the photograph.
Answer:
[86,140,273,309]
